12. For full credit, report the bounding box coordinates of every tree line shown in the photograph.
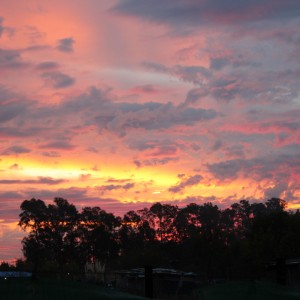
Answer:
[15,197,300,280]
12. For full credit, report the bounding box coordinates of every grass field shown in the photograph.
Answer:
[0,277,145,300]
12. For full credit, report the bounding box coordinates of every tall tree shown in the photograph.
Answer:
[79,207,121,265]
[45,198,79,272]
[174,203,201,240]
[146,203,178,242]
[19,198,48,277]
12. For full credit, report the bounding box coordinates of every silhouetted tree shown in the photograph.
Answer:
[19,196,299,281]
[19,198,48,277]
[174,203,201,240]
[146,203,178,242]
[79,206,121,266]
[45,198,79,273]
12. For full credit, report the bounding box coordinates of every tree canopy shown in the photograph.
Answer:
[18,197,300,280]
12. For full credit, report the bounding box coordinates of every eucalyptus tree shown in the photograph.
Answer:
[146,203,179,242]
[19,198,48,277]
[45,198,79,272]
[79,206,121,266]
[174,203,201,241]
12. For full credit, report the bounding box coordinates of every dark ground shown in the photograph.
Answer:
[0,277,145,300]
[196,281,300,300]
[2,277,300,299]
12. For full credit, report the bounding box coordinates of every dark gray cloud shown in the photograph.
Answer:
[35,61,59,71]
[0,177,67,185]
[97,183,135,193]
[62,87,218,136]
[224,145,245,159]
[185,88,209,105]
[57,37,75,52]
[211,139,223,152]
[1,146,31,155]
[209,56,260,71]
[210,57,230,71]
[0,86,35,125]
[207,153,300,182]
[113,0,300,27]
[0,48,28,69]
[134,157,179,168]
[0,101,29,123]
[263,182,289,199]
[39,140,75,150]
[143,57,299,104]
[188,61,300,105]
[143,61,211,85]
[127,138,181,155]
[41,71,75,89]
[112,102,218,133]
[173,65,211,84]
[150,145,178,156]
[0,126,42,137]
[144,58,297,105]
[0,17,4,37]
[0,84,218,155]
[207,159,245,181]
[169,174,203,193]
[128,139,161,151]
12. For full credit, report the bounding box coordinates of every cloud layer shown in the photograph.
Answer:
[0,0,299,262]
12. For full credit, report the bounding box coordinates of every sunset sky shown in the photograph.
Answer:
[1,0,300,262]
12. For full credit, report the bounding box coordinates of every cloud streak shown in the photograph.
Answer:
[0,177,67,185]
[113,0,300,27]
[169,174,203,193]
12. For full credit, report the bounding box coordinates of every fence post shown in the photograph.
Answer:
[145,265,153,298]
[276,258,287,285]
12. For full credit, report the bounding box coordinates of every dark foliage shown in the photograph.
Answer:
[18,197,300,280]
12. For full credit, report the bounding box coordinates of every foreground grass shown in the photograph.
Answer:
[0,277,145,300]
[195,280,300,300]
[3,277,300,300]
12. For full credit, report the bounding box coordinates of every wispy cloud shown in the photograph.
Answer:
[169,174,203,193]
[0,177,67,185]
